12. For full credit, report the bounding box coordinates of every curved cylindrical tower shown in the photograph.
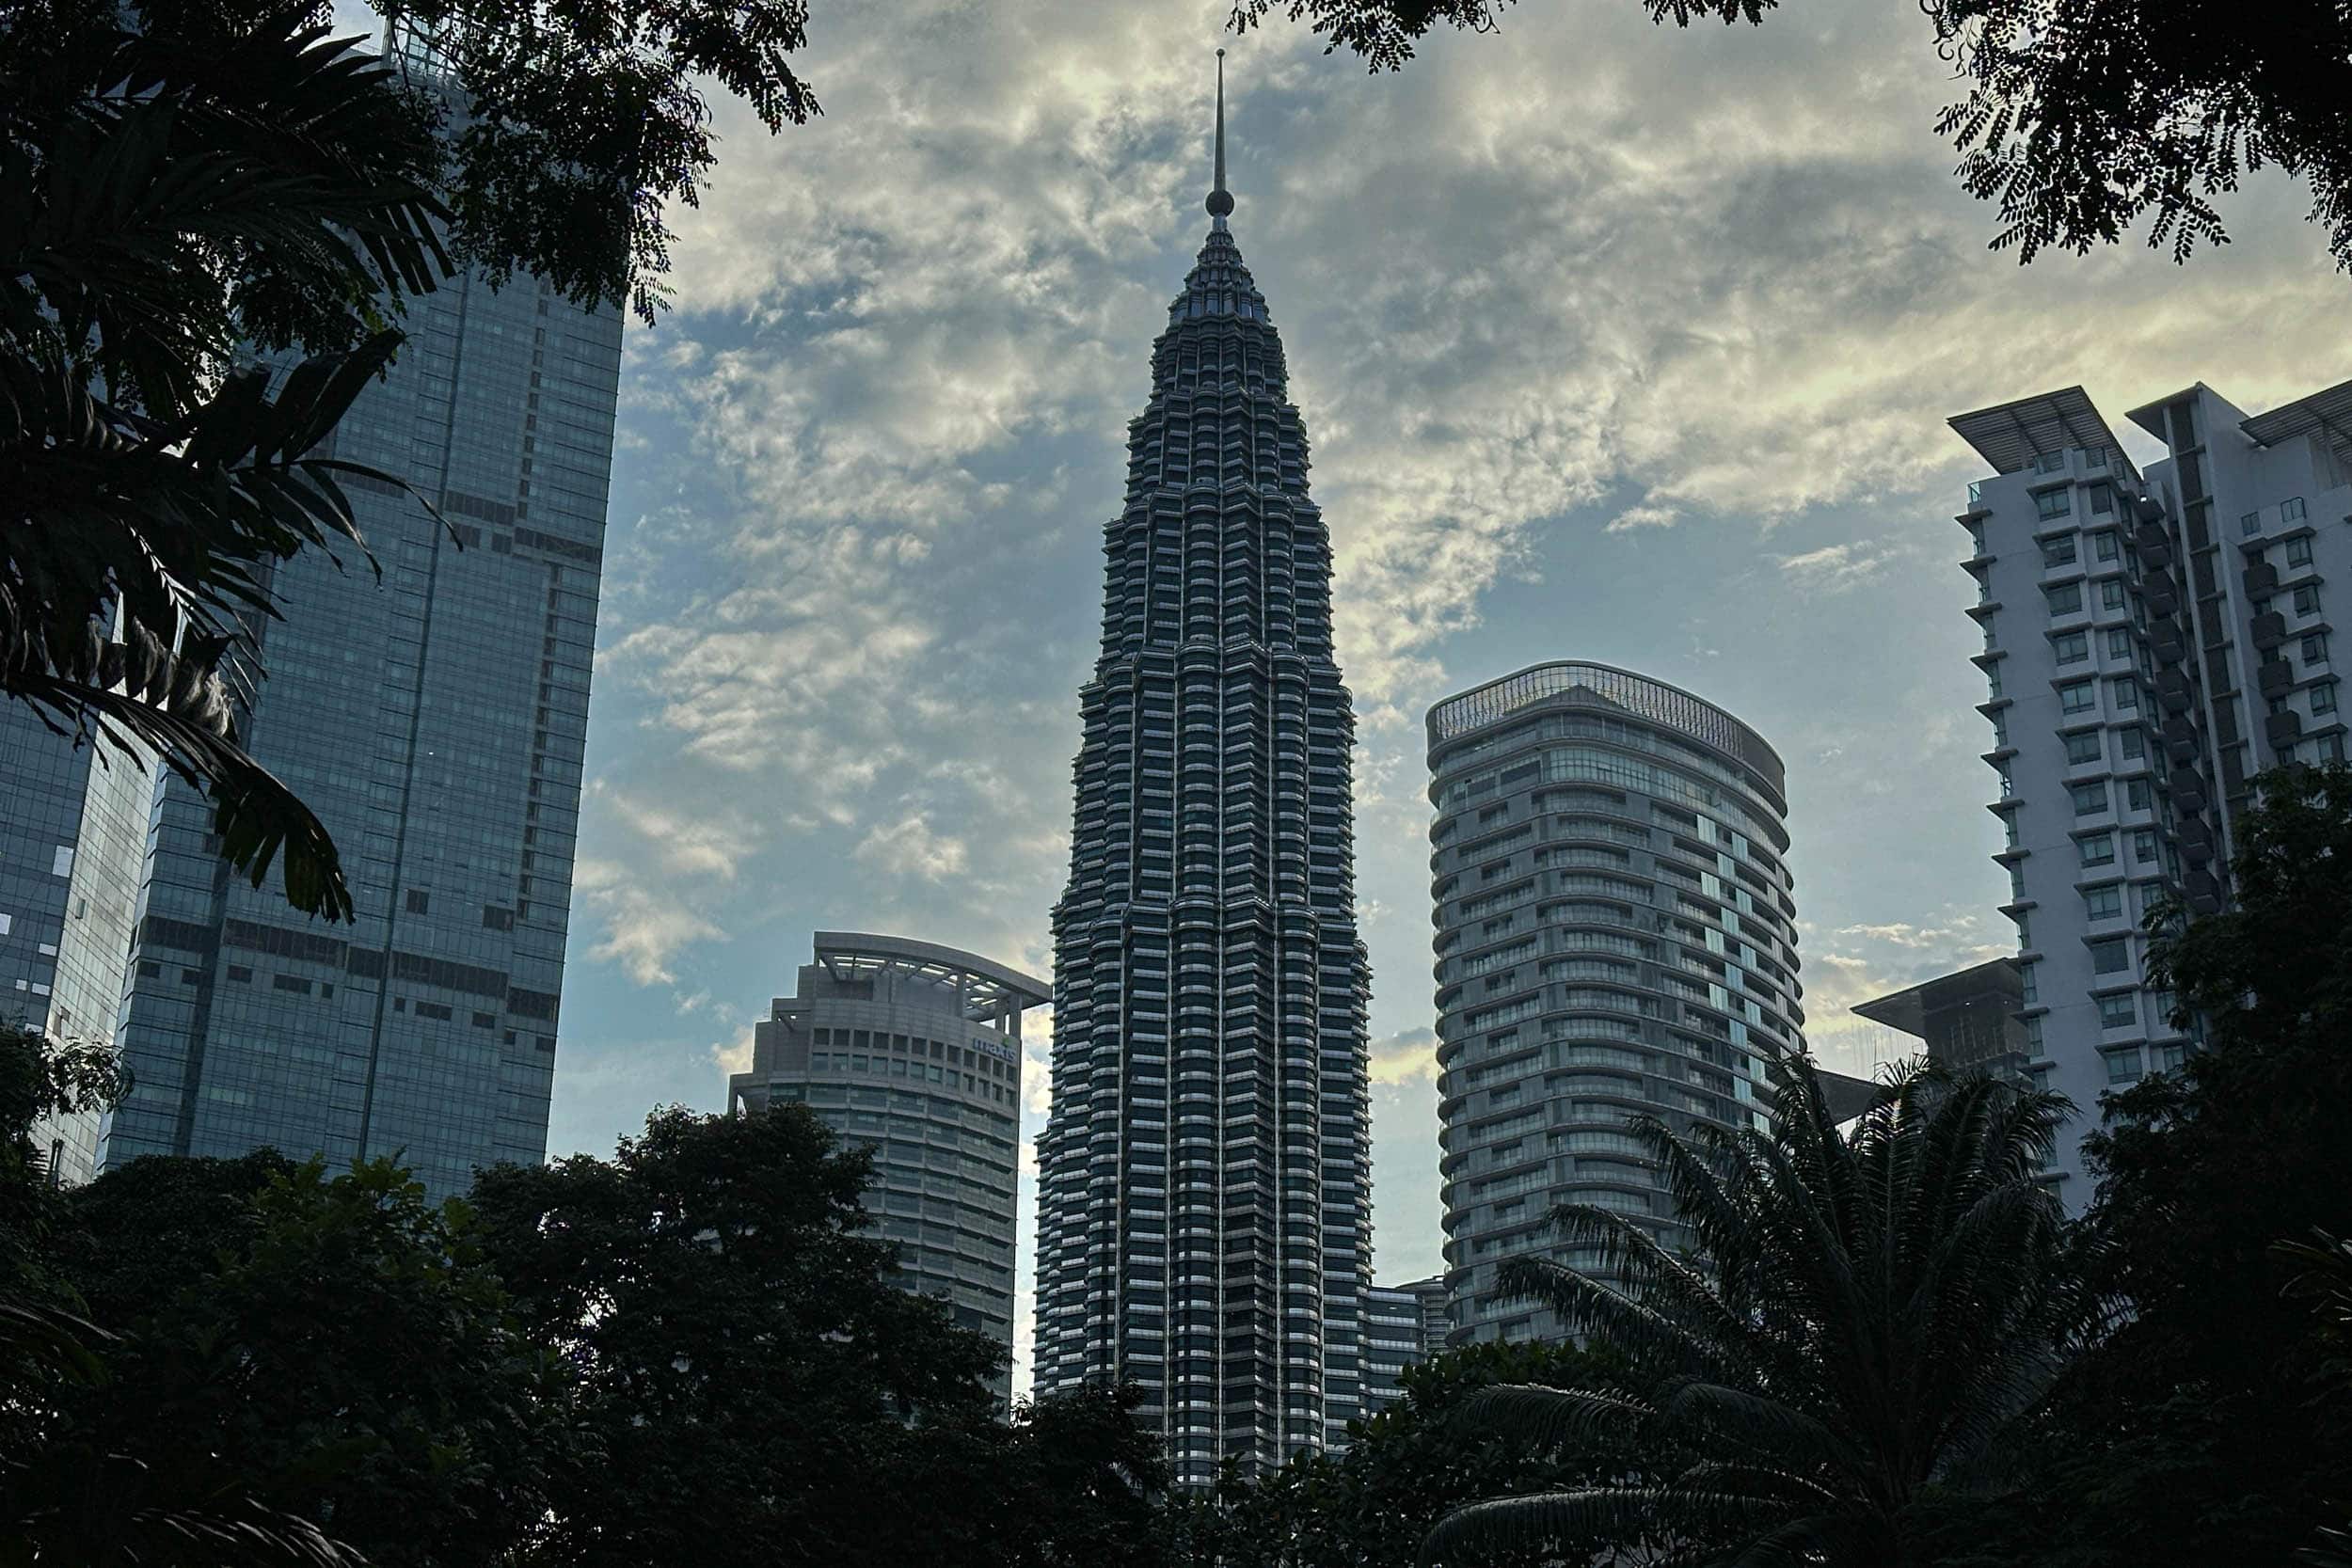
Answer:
[1425,662,1804,1344]
[1035,56,1374,1482]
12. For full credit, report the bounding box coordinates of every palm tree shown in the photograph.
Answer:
[3,8,453,920]
[1423,1059,2083,1568]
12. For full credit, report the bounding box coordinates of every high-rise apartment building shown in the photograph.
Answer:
[0,705,154,1184]
[1851,958,2029,1085]
[92,261,622,1197]
[1359,1274,1449,1419]
[1426,663,1804,1346]
[1034,63,1375,1481]
[1947,375,2350,1197]
[727,933,1042,1405]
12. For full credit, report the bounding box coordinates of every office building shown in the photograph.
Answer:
[1033,60,1375,1481]
[1947,375,2351,1196]
[0,705,154,1184]
[1426,662,1805,1346]
[728,932,1042,1405]
[91,260,622,1197]
[1359,1275,1449,1419]
[1851,958,2030,1085]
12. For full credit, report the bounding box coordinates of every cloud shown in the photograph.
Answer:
[1370,1025,1441,1086]
[575,858,723,988]
[708,1022,756,1075]
[853,813,973,881]
[1776,540,1908,594]
[1608,502,1680,533]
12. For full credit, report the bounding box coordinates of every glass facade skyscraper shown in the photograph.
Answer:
[0,704,154,1185]
[1033,65,1375,1481]
[1425,662,1805,1345]
[94,264,622,1197]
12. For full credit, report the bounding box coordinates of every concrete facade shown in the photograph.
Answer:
[1948,375,2352,1200]
[728,932,1041,1406]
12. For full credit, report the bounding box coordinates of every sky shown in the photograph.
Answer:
[535,0,2348,1392]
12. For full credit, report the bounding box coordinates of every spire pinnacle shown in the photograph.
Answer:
[1206,49,1234,220]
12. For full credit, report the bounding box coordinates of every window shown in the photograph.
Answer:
[405,889,430,914]
[2104,1047,2145,1083]
[2019,960,2040,1002]
[2065,731,2104,766]
[2242,511,2263,536]
[2042,534,2078,567]
[2283,497,2308,523]
[2315,682,2339,715]
[2071,781,2108,815]
[2121,726,2146,758]
[2036,489,2074,520]
[2126,778,2153,811]
[2091,485,2117,515]
[2288,535,2315,568]
[2134,829,2160,862]
[49,847,72,878]
[2106,628,2133,660]
[2304,632,2330,665]
[2054,630,2090,664]
[2045,582,2084,614]
[2101,578,2127,610]
[2097,992,2137,1029]
[2110,676,2139,709]
[2295,584,2322,615]
[2090,938,2130,974]
[2084,885,2124,921]
[2059,680,2098,714]
[2093,528,2120,558]
[2077,832,2115,866]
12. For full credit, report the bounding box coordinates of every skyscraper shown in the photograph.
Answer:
[1359,1274,1449,1418]
[727,932,1042,1406]
[1425,662,1804,1345]
[1033,57,1374,1480]
[1947,375,2351,1199]
[0,704,153,1184]
[94,261,622,1197]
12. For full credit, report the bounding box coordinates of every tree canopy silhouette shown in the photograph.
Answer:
[2,0,816,918]
[1231,0,2352,275]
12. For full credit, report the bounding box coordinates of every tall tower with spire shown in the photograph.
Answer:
[1034,54,1375,1480]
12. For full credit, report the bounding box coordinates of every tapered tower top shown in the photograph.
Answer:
[1206,49,1234,220]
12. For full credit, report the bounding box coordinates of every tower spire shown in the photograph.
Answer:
[1206,48,1233,220]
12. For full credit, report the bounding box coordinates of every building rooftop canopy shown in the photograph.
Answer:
[1948,385,2128,475]
[810,931,1049,1018]
[1851,958,2023,1039]
[2240,373,2352,472]
[1425,658,1787,805]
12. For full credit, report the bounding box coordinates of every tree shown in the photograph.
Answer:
[0,1027,370,1568]
[1229,0,2352,276]
[1974,763,2352,1568]
[1166,1339,1647,1568]
[46,1151,564,1568]
[469,1102,1009,1568]
[1424,1060,2079,1568]
[3,0,815,918]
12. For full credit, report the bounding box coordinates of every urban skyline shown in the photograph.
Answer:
[7,1,2345,1404]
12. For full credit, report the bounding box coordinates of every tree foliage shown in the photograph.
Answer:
[1952,764,2352,1567]
[1227,0,2352,274]
[2,0,814,919]
[469,1102,1009,1568]
[1427,1059,2080,1567]
[1166,1338,1647,1568]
